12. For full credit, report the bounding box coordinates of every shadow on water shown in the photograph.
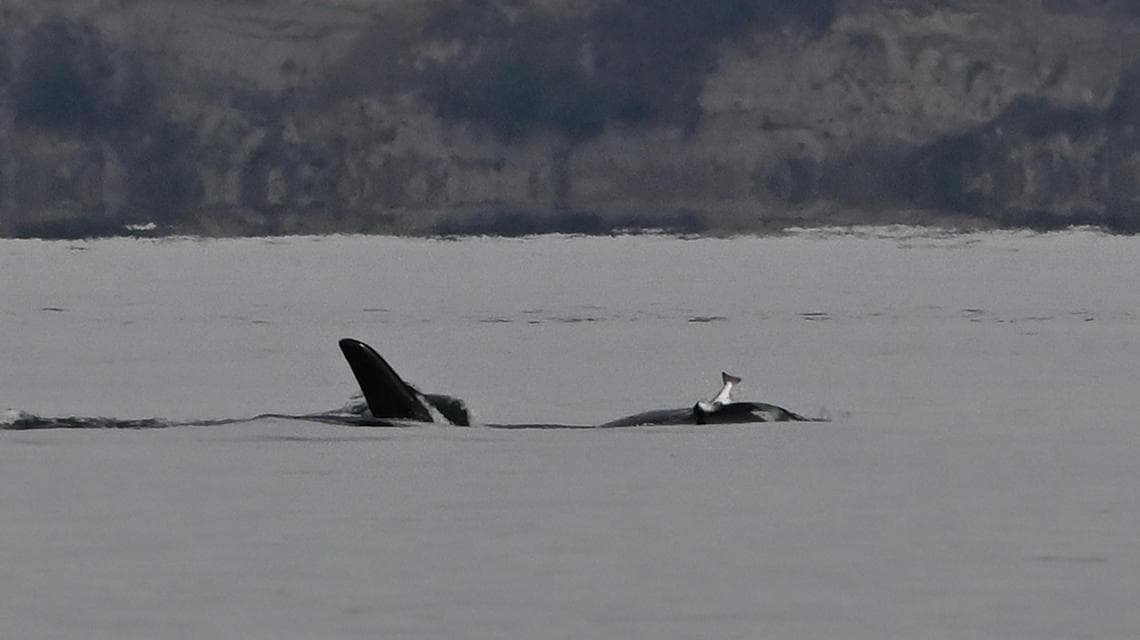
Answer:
[221,434,400,444]
[2,411,595,431]
[0,411,388,431]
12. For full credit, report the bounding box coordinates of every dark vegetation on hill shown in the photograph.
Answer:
[0,0,1138,238]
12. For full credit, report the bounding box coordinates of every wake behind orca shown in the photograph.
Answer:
[338,338,824,428]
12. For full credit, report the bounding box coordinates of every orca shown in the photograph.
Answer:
[338,338,823,428]
[600,372,817,426]
[338,338,471,425]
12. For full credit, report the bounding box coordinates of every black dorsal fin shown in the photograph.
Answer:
[338,338,433,422]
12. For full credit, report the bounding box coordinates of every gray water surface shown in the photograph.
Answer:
[2,230,1138,638]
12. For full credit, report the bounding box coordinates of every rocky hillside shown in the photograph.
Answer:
[1,0,1138,237]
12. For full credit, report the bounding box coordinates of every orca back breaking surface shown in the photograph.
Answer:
[597,408,697,428]
[338,338,434,422]
[338,338,471,425]
[338,338,819,427]
[693,401,813,424]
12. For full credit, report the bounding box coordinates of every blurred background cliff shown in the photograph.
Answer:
[1,0,1138,237]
